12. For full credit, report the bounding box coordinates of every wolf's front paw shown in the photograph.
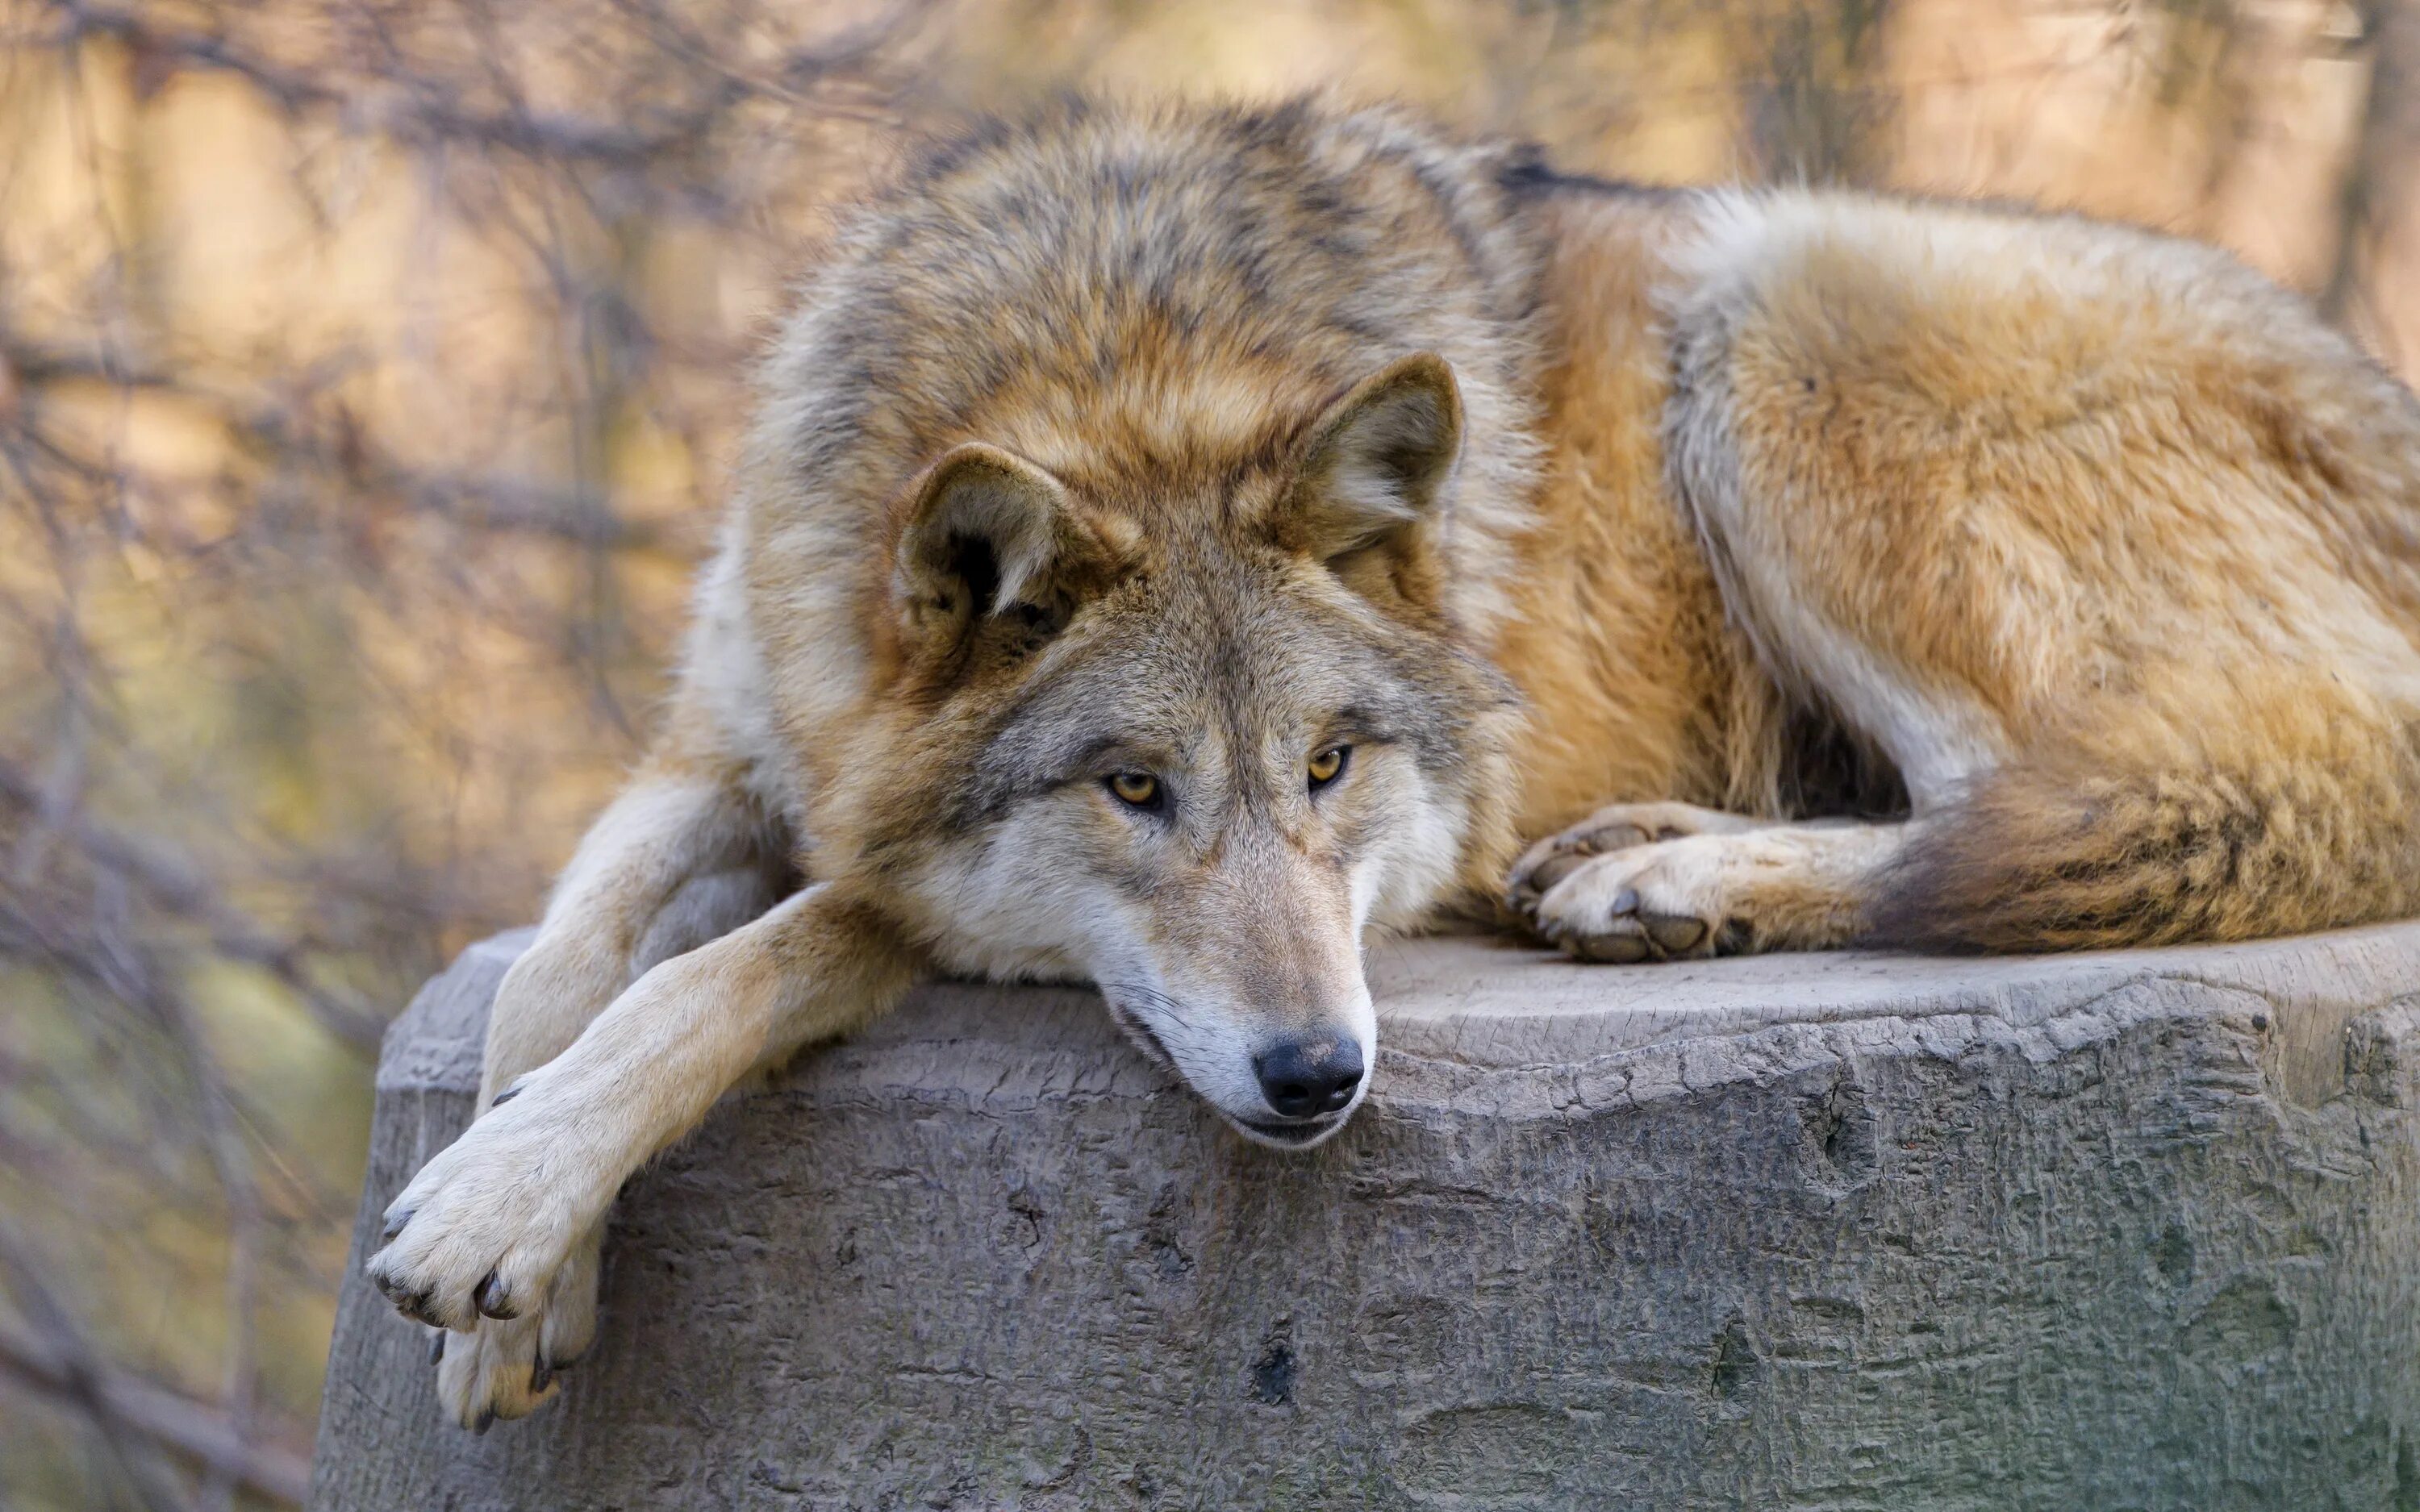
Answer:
[367,1094,591,1333]
[1505,802,1764,918]
[425,1224,602,1431]
[1518,833,1754,963]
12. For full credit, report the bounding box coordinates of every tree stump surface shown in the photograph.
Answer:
[311,925,2420,1510]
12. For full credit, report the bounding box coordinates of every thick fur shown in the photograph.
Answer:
[1871,673,2420,951]
[1654,190,2420,950]
[368,98,2420,1426]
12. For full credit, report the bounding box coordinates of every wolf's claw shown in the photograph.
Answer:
[375,1271,442,1327]
[475,1268,519,1320]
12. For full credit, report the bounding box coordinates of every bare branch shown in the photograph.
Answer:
[0,756,387,1052]
[0,1320,309,1507]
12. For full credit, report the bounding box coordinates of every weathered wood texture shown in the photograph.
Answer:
[313,927,2420,1510]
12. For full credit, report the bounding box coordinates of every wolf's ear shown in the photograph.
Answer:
[1284,352,1464,561]
[892,443,1092,655]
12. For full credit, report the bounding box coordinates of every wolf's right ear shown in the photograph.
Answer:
[891,443,1095,656]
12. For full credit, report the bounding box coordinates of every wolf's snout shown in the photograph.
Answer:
[1253,1038,1364,1118]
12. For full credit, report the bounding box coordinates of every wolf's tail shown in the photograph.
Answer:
[1867,671,2420,952]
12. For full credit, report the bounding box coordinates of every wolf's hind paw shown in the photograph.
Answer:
[1505,802,1763,917]
[1517,833,1759,964]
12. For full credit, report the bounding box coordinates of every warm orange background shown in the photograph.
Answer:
[3,2,2414,1504]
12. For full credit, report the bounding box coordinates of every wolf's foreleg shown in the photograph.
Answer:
[482,764,786,1109]
[369,884,912,1360]
[1508,802,1908,961]
[425,763,790,1426]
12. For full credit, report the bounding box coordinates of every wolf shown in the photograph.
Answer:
[367,97,2420,1426]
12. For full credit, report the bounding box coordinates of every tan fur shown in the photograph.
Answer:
[369,99,2420,1424]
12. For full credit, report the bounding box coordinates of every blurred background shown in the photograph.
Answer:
[2,0,2415,1505]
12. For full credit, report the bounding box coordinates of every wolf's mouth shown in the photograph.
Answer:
[1224,1113,1350,1150]
[1102,998,1178,1071]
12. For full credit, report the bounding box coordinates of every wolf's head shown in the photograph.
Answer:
[840,355,1517,1147]
[737,99,1543,1143]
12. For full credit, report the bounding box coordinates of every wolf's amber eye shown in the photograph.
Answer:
[1308,745,1350,790]
[1107,772,1162,809]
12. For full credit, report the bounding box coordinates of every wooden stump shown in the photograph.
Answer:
[311,925,2420,1510]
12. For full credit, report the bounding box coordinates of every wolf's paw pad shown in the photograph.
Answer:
[1521,835,1751,964]
[424,1230,601,1431]
[366,1108,584,1334]
[1505,802,1763,915]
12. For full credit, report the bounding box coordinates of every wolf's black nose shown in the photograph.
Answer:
[1254,1039,1364,1118]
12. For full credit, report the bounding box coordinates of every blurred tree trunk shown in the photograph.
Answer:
[2325,0,2420,352]
[1740,0,1895,184]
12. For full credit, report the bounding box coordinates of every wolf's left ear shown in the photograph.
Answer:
[1283,352,1464,561]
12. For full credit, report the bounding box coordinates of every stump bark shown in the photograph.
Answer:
[311,926,2420,1510]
